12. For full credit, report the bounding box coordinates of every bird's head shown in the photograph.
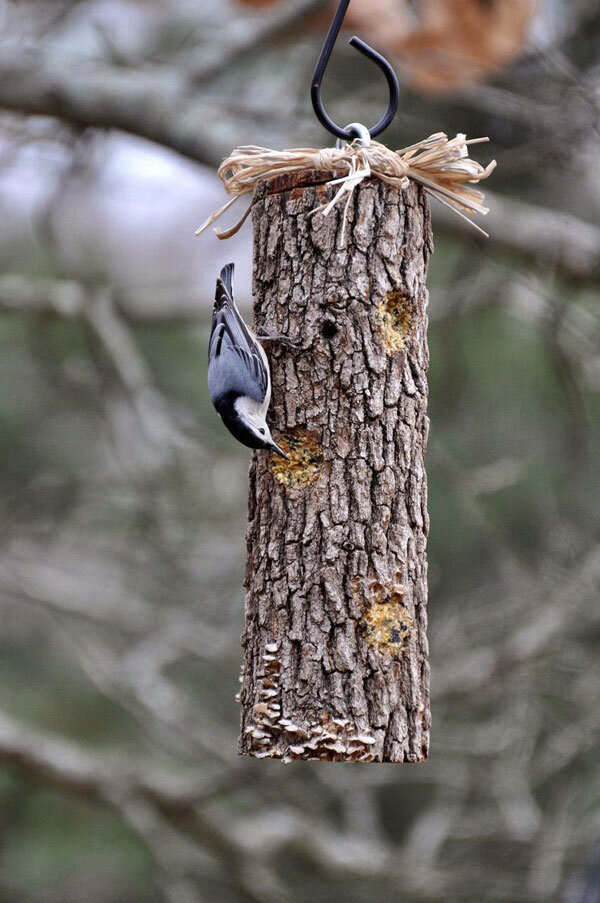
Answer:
[233,398,288,458]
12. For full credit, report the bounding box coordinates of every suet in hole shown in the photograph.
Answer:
[270,428,322,490]
[357,576,414,656]
[321,319,338,340]
[376,290,414,353]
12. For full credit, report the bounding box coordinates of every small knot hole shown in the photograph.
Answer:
[321,320,338,340]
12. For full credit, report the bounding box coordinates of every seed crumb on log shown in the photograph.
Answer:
[270,428,322,490]
[239,170,432,763]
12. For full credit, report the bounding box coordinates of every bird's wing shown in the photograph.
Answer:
[208,264,268,405]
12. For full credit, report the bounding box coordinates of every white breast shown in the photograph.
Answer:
[235,394,268,423]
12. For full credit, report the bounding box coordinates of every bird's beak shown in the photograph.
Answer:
[270,441,289,460]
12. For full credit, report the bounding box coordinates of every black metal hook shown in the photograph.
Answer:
[310,0,399,141]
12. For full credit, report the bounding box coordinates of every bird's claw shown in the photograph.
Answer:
[256,328,301,349]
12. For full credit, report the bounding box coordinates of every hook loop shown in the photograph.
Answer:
[335,122,370,148]
[310,0,399,141]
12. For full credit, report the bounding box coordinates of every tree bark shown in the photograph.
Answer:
[239,171,432,763]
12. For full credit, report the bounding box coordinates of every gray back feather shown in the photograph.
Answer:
[208,264,268,405]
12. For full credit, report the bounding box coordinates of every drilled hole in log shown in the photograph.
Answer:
[321,319,338,340]
[376,289,415,353]
[270,428,322,490]
[360,578,414,656]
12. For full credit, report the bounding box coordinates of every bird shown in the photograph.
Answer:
[208,263,288,458]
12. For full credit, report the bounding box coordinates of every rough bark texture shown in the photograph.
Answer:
[239,171,432,763]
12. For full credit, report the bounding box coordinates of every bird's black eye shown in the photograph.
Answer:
[259,428,265,435]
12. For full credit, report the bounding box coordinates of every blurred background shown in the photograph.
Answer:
[0,0,599,901]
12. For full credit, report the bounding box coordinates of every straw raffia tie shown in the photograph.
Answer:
[196,132,497,241]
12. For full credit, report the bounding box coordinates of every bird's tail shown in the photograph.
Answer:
[215,262,234,309]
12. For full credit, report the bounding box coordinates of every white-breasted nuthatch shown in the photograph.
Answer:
[208,263,288,458]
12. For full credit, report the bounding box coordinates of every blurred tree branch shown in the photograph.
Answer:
[0,711,288,903]
[0,48,221,164]
[188,0,324,83]
[0,710,210,810]
[434,192,600,285]
[0,275,203,322]
[0,708,403,899]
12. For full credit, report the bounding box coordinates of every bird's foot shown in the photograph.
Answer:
[255,328,301,349]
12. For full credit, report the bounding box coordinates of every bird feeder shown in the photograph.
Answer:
[198,0,494,763]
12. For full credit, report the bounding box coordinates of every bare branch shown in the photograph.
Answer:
[434,190,600,284]
[0,710,287,903]
[0,274,205,323]
[189,0,324,84]
[0,709,209,811]
[84,287,153,397]
[0,48,222,164]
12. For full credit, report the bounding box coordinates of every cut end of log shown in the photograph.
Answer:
[269,428,322,490]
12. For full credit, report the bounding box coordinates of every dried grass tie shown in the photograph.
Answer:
[196,132,496,240]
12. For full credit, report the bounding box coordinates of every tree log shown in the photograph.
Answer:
[239,171,432,763]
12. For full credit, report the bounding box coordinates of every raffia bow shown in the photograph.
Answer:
[196,132,496,241]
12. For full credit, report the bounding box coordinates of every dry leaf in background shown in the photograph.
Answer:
[236,0,538,93]
[388,0,539,92]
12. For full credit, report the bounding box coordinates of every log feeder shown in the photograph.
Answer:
[239,170,432,763]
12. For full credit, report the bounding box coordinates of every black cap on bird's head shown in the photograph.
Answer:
[213,393,288,459]
[244,421,289,460]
